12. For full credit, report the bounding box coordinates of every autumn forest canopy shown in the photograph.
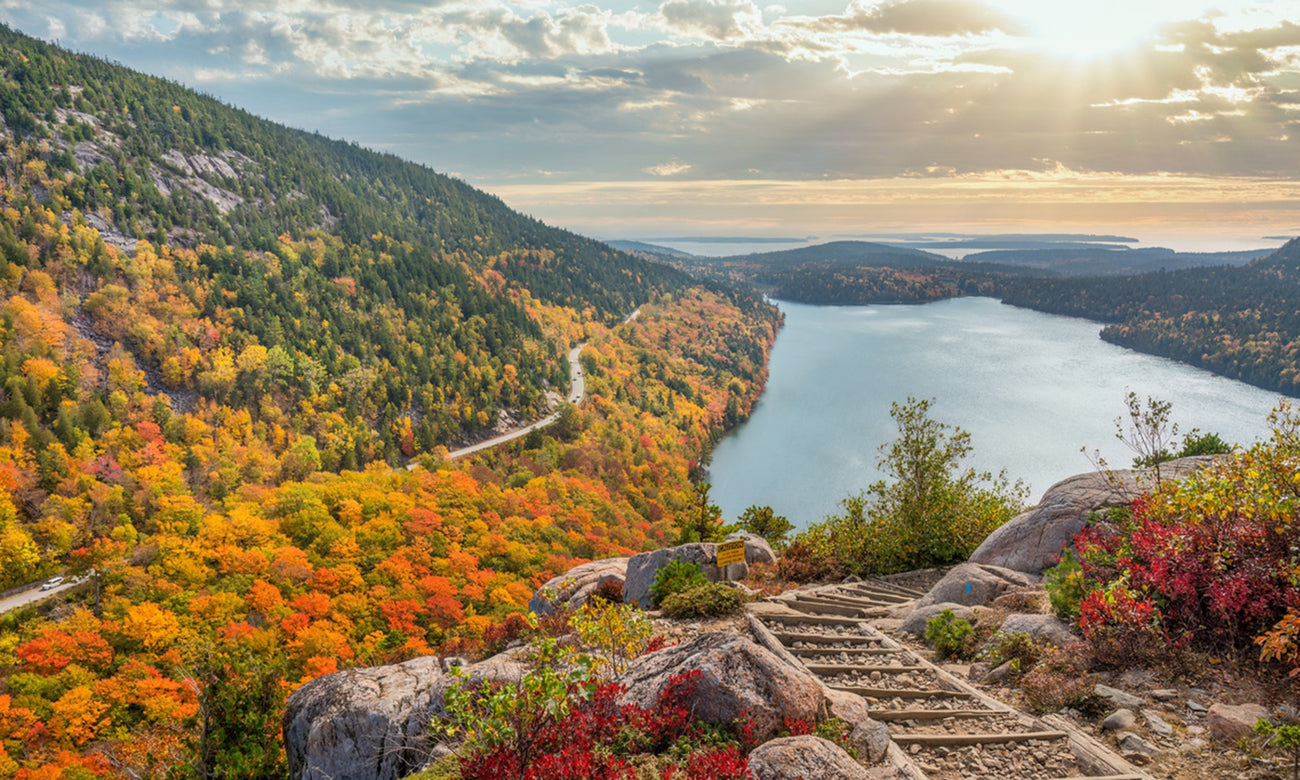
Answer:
[0,23,780,778]
[3,15,1300,780]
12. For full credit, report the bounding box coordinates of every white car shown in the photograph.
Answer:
[40,576,64,591]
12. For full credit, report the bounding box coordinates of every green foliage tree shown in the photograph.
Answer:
[1116,390,1178,481]
[867,397,1026,568]
[648,559,708,607]
[780,397,1027,579]
[674,482,732,544]
[736,504,793,548]
[188,649,287,780]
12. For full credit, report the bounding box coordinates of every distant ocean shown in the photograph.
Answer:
[632,234,1288,259]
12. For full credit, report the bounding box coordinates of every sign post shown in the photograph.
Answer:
[715,539,747,578]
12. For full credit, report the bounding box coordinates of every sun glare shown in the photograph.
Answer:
[991,0,1204,58]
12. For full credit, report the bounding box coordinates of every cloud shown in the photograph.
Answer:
[645,161,693,175]
[658,0,763,40]
[829,0,1022,37]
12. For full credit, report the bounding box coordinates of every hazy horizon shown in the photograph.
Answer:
[5,1,1298,243]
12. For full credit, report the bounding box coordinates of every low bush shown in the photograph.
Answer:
[433,663,755,779]
[925,609,977,660]
[569,600,654,676]
[1044,549,1089,621]
[650,559,709,607]
[1068,403,1300,674]
[778,398,1026,580]
[660,582,747,619]
[1016,643,1103,716]
[982,632,1045,674]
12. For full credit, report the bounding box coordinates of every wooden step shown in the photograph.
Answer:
[892,730,1069,747]
[830,686,972,700]
[1047,776,1147,780]
[760,612,871,627]
[845,582,924,600]
[795,592,900,609]
[804,663,928,675]
[784,598,874,618]
[768,629,892,646]
[868,709,998,722]
[788,645,900,657]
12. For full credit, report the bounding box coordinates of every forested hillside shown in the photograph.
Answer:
[0,24,783,778]
[0,22,692,462]
[681,235,1300,397]
[999,238,1300,395]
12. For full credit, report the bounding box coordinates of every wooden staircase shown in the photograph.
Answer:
[747,581,1152,780]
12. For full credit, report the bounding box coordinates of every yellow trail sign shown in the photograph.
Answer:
[716,539,746,567]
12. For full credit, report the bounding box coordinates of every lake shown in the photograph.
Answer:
[707,297,1291,529]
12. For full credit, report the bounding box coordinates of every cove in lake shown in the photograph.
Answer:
[707,297,1292,530]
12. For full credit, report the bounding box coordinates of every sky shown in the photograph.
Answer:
[4,0,1300,248]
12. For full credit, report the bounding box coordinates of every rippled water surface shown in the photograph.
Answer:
[707,298,1290,529]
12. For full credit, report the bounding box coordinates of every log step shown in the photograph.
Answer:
[892,730,1069,747]
[794,592,900,609]
[1047,776,1147,780]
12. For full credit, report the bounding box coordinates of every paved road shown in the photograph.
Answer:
[0,577,80,615]
[445,343,586,460]
[423,306,640,463]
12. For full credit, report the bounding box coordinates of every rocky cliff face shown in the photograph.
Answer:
[967,456,1218,574]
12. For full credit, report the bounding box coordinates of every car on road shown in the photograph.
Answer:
[40,576,64,591]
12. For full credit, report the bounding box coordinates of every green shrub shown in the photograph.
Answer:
[660,582,746,618]
[1255,719,1300,780]
[924,609,977,660]
[1045,549,1089,621]
[649,559,708,607]
[982,632,1044,674]
[1017,643,1103,716]
[812,717,858,759]
[569,600,654,676]
[737,505,794,548]
[780,397,1027,578]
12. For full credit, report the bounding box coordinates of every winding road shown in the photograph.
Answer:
[0,576,83,616]
[444,343,587,460]
[442,306,640,461]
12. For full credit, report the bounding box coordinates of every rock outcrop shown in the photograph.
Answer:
[747,735,872,780]
[623,543,747,608]
[899,602,974,635]
[617,632,823,743]
[997,613,1079,647]
[283,655,443,780]
[284,646,531,780]
[968,457,1217,574]
[821,687,891,763]
[529,557,629,615]
[915,563,1039,608]
[1207,702,1270,742]
[724,531,777,564]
